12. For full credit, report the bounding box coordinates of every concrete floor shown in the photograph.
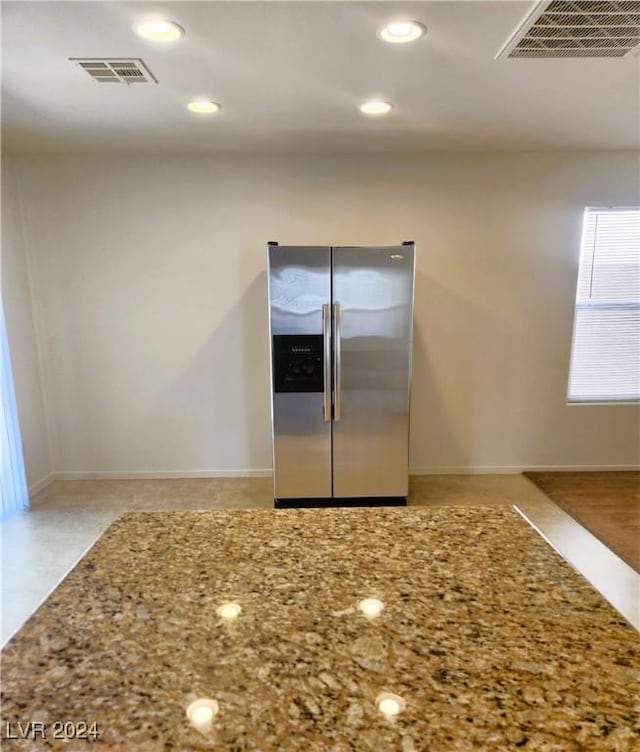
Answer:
[2,474,638,646]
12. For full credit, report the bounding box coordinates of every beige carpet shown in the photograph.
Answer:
[525,471,640,573]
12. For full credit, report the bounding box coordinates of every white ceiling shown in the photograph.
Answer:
[2,1,638,153]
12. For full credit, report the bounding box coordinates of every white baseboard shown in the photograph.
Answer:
[410,466,519,475]
[522,464,639,472]
[28,473,56,496]
[410,464,639,474]
[52,469,273,481]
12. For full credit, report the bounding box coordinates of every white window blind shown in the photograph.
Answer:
[567,207,640,402]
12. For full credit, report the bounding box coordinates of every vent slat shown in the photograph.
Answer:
[528,25,639,37]
[521,36,639,47]
[547,0,640,11]
[510,48,628,56]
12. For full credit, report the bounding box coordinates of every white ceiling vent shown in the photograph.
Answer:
[498,1,640,58]
[70,58,158,84]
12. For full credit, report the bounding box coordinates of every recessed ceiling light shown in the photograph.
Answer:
[187,101,221,115]
[379,20,426,44]
[376,692,406,717]
[135,20,185,42]
[360,100,393,116]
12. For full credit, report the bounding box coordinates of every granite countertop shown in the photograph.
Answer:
[1,506,638,751]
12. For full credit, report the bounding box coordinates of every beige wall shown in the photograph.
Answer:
[7,151,640,481]
[1,157,52,489]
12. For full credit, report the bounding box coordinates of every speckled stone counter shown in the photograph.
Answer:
[1,507,638,751]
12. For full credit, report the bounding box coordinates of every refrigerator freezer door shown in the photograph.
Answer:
[268,246,332,499]
[332,245,414,498]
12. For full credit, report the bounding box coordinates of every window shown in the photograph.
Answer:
[568,207,640,403]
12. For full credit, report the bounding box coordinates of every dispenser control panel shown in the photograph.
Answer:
[273,335,324,393]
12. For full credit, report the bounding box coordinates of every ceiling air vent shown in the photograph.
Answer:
[498,0,640,58]
[70,58,158,84]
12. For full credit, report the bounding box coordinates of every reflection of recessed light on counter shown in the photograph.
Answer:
[216,602,242,619]
[135,20,185,42]
[376,692,406,717]
[186,698,219,729]
[378,21,426,44]
[358,598,384,618]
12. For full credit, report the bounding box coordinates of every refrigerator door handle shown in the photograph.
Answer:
[333,302,342,421]
[322,303,331,422]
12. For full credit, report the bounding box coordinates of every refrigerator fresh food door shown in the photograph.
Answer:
[268,246,332,500]
[332,245,414,498]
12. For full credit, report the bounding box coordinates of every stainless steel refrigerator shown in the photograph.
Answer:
[267,243,415,508]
